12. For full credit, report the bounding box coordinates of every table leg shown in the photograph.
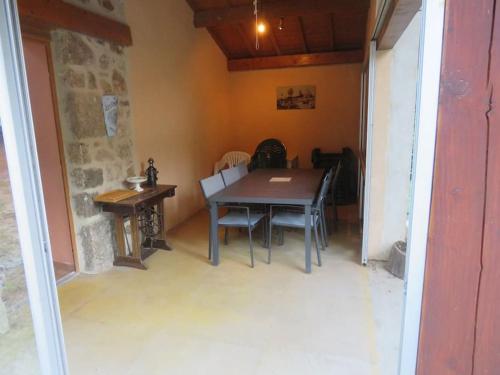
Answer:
[154,201,172,250]
[114,213,146,270]
[114,214,126,257]
[305,204,312,273]
[130,214,142,259]
[209,202,219,266]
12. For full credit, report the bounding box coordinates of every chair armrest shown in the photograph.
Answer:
[270,204,304,210]
[223,205,252,226]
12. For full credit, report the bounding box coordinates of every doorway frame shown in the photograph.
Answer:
[22,28,80,277]
[0,0,68,373]
[357,0,446,373]
[1,0,445,373]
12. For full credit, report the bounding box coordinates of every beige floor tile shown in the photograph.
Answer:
[59,211,403,375]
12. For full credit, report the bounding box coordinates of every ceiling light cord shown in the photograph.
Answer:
[253,0,260,50]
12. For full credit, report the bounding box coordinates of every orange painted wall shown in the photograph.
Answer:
[227,64,362,168]
[126,0,232,228]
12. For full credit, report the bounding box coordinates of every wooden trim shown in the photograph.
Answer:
[417,0,494,372]
[18,0,132,46]
[228,50,363,71]
[377,0,421,50]
[23,33,80,273]
[473,2,500,368]
[194,0,369,28]
[20,18,51,41]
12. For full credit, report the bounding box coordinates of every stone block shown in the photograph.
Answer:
[0,269,9,335]
[110,43,124,55]
[87,71,97,90]
[65,92,106,139]
[100,79,112,94]
[95,148,115,162]
[71,168,103,189]
[79,218,116,272]
[53,31,95,66]
[62,68,85,89]
[112,70,127,94]
[73,192,100,218]
[105,163,123,182]
[98,0,114,11]
[117,143,132,159]
[67,143,91,165]
[126,165,135,177]
[99,54,110,70]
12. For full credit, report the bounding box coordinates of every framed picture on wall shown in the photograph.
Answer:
[276,85,316,110]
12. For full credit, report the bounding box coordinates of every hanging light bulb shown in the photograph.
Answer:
[257,21,266,34]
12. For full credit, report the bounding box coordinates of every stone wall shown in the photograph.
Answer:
[51,25,136,272]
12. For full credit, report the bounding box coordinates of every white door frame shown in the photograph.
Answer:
[361,40,376,265]
[0,1,68,374]
[398,0,445,373]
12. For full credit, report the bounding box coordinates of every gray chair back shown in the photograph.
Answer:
[236,163,249,178]
[221,166,241,186]
[200,173,225,200]
[314,168,334,209]
[331,161,342,193]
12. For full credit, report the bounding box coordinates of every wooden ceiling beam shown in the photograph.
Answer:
[18,0,132,46]
[269,28,282,55]
[236,23,257,57]
[194,0,370,28]
[228,49,363,71]
[330,14,336,50]
[377,0,422,50]
[297,17,308,53]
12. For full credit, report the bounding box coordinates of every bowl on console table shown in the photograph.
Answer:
[126,176,147,192]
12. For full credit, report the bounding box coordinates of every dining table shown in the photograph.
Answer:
[208,168,325,273]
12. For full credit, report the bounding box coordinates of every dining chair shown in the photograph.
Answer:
[236,162,249,178]
[267,168,334,266]
[221,165,243,186]
[200,173,265,268]
[249,138,287,170]
[213,151,251,174]
[319,162,342,248]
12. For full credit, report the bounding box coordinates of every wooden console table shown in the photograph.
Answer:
[99,184,177,270]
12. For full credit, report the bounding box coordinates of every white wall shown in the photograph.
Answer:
[367,13,421,259]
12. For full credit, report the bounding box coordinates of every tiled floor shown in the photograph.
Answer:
[59,211,403,375]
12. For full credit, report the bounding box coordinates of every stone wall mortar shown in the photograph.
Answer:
[51,22,137,272]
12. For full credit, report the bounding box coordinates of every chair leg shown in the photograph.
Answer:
[318,217,326,251]
[224,227,229,245]
[320,207,328,248]
[333,202,339,231]
[248,225,255,268]
[268,217,272,264]
[279,227,285,246]
[208,222,212,260]
[314,219,322,267]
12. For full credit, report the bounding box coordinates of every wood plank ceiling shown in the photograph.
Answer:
[186,0,369,71]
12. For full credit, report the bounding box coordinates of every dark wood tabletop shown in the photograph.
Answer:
[209,169,325,205]
[100,184,177,215]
